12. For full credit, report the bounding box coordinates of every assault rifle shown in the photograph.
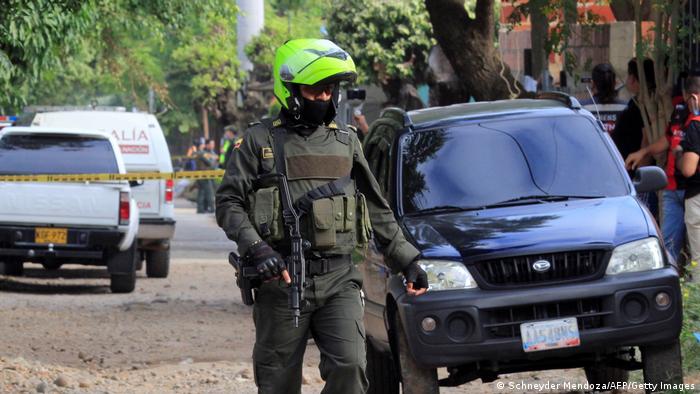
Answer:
[256,172,308,328]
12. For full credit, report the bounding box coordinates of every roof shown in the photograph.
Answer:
[1,126,113,139]
[407,99,581,129]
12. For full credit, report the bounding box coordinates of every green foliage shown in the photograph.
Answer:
[326,0,434,85]
[681,282,700,373]
[1,0,242,138]
[171,9,242,109]
[245,0,329,71]
[0,0,94,111]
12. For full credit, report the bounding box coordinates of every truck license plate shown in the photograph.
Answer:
[521,318,580,352]
[35,228,67,244]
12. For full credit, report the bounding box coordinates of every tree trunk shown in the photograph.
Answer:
[610,0,653,21]
[530,0,548,82]
[425,0,523,101]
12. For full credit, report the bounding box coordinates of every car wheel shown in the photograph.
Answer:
[0,261,24,276]
[110,271,136,293]
[366,339,399,394]
[146,249,169,278]
[42,261,62,270]
[394,315,438,394]
[642,339,683,392]
[584,355,629,387]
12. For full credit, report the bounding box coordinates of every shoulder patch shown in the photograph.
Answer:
[233,138,244,150]
[261,147,274,159]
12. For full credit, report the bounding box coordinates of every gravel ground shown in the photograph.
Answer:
[0,200,695,393]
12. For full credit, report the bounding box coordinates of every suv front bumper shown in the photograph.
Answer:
[394,267,682,369]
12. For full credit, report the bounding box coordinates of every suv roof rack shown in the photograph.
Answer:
[23,105,138,113]
[534,91,581,110]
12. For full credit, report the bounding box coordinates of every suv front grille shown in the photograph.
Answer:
[483,297,611,339]
[474,250,607,287]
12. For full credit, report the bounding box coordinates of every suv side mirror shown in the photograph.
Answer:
[632,166,667,193]
[129,180,144,187]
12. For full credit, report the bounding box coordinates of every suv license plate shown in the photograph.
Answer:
[35,228,68,244]
[521,318,580,352]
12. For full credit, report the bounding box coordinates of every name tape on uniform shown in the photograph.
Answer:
[0,170,226,182]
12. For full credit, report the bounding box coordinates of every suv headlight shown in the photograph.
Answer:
[606,238,664,275]
[416,260,478,290]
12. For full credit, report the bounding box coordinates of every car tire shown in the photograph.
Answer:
[394,316,438,394]
[642,340,683,392]
[42,261,62,270]
[146,249,169,278]
[366,339,399,394]
[0,261,24,276]
[110,271,136,293]
[584,360,629,387]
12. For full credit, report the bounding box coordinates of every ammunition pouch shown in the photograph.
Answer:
[308,195,359,251]
[249,186,284,243]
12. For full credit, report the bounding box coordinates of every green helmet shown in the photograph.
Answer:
[273,39,357,121]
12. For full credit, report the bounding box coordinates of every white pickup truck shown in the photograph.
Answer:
[0,127,140,293]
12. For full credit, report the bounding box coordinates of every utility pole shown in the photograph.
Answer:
[237,0,265,73]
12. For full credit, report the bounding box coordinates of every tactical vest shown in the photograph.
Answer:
[247,119,372,256]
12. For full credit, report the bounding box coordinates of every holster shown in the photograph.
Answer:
[228,251,260,306]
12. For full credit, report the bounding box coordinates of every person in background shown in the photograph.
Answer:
[678,74,700,281]
[185,138,200,171]
[219,127,237,168]
[580,63,627,135]
[612,58,658,218]
[195,139,218,213]
[580,63,625,105]
[625,75,689,264]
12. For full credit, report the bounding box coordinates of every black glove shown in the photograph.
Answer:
[248,241,286,281]
[402,261,429,291]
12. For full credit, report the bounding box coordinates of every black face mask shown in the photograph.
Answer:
[300,97,331,126]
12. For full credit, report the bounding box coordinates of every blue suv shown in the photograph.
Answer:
[360,94,683,393]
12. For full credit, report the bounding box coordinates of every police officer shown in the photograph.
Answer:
[216,39,428,394]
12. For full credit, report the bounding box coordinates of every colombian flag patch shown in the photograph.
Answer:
[233,138,244,150]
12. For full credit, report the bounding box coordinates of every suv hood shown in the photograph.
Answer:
[403,196,651,261]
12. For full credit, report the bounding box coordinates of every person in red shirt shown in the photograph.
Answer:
[625,80,688,264]
[678,74,700,281]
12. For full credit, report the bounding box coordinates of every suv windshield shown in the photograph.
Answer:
[0,134,118,175]
[400,115,628,214]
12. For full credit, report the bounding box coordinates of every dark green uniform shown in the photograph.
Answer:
[215,113,419,394]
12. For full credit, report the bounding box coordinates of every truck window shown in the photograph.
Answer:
[0,134,119,175]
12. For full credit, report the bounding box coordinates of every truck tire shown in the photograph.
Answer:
[0,261,24,276]
[146,249,169,278]
[394,316,438,394]
[366,339,399,394]
[110,271,136,293]
[642,339,683,393]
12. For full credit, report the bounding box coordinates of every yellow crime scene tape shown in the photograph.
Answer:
[0,170,226,183]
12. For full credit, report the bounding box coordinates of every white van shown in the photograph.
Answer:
[32,110,175,278]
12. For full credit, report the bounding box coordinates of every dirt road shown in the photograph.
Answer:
[0,199,670,393]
